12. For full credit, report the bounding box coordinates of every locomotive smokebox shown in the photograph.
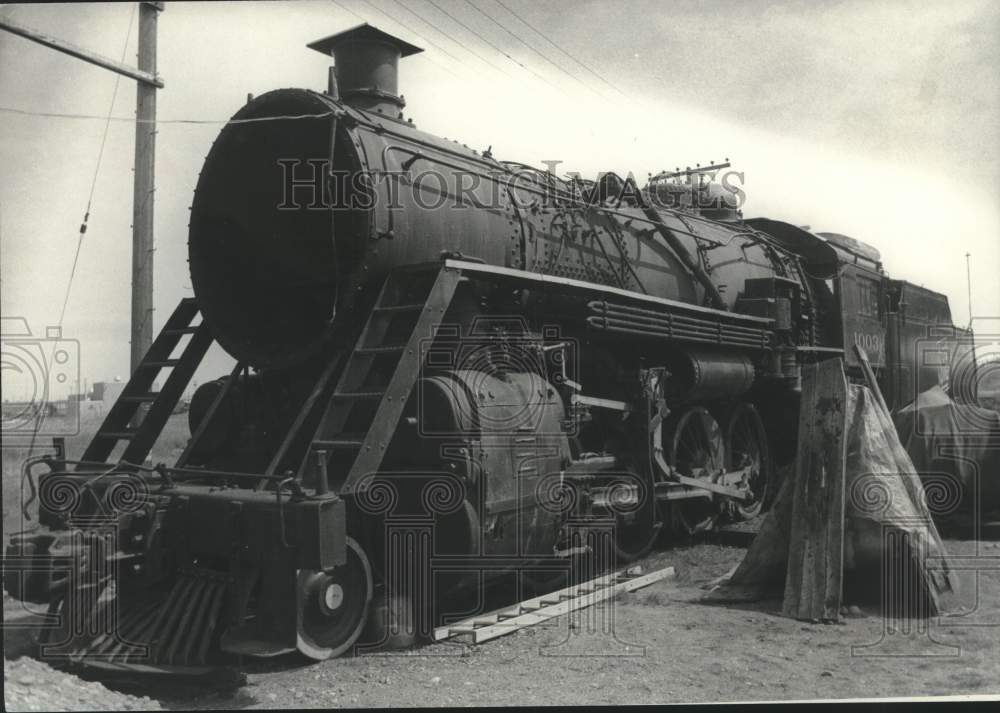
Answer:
[308,23,423,116]
[188,28,425,370]
[188,87,344,370]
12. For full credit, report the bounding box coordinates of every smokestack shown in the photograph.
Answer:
[308,23,423,117]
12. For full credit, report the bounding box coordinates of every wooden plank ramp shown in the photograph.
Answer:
[782,357,849,622]
[433,566,676,645]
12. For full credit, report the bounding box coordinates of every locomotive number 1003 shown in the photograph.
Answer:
[853,330,886,363]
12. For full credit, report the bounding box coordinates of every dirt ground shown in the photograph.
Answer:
[5,536,999,708]
[3,415,999,707]
[4,657,163,712]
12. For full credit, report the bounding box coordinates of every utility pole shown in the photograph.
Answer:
[131,1,160,375]
[0,2,163,376]
[965,252,973,329]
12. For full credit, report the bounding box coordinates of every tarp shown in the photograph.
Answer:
[893,385,1000,515]
[703,385,956,614]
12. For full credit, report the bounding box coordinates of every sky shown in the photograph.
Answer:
[1,0,998,401]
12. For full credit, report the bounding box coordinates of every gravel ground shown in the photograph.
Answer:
[4,420,998,708]
[5,537,998,709]
[3,657,161,711]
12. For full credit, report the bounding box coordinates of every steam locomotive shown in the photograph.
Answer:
[3,24,972,674]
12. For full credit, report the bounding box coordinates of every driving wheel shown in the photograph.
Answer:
[666,406,725,534]
[722,402,771,520]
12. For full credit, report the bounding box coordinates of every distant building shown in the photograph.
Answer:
[90,380,127,405]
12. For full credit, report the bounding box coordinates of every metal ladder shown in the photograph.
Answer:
[299,264,461,495]
[81,298,213,467]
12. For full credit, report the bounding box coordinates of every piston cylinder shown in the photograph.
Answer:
[664,349,756,403]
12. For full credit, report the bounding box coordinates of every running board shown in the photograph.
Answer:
[433,565,675,645]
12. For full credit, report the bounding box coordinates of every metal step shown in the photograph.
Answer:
[372,303,425,314]
[101,430,138,440]
[311,435,366,449]
[144,359,181,368]
[330,391,385,400]
[120,394,158,403]
[354,345,406,355]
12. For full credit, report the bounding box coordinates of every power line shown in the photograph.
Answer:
[0,106,338,124]
[82,4,137,219]
[492,0,627,100]
[422,0,567,95]
[387,0,515,80]
[462,0,601,99]
[330,0,365,20]
[25,4,136,463]
[60,2,137,330]
[354,0,471,72]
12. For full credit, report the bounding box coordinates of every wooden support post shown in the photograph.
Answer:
[782,357,849,622]
[51,437,67,471]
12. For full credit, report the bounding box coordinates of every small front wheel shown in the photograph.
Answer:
[296,536,373,660]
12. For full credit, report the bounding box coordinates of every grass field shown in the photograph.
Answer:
[1,411,192,543]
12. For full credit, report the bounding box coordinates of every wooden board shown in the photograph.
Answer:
[782,358,849,621]
[434,566,676,645]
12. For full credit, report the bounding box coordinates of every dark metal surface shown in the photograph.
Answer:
[308,23,422,116]
[587,300,771,351]
[837,263,886,369]
[744,217,841,279]
[188,84,790,369]
[7,24,976,677]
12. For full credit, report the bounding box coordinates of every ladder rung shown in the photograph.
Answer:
[120,394,158,403]
[355,345,406,355]
[144,359,181,368]
[163,327,199,336]
[373,303,424,314]
[163,306,200,329]
[101,430,138,440]
[331,391,385,400]
[312,436,365,449]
